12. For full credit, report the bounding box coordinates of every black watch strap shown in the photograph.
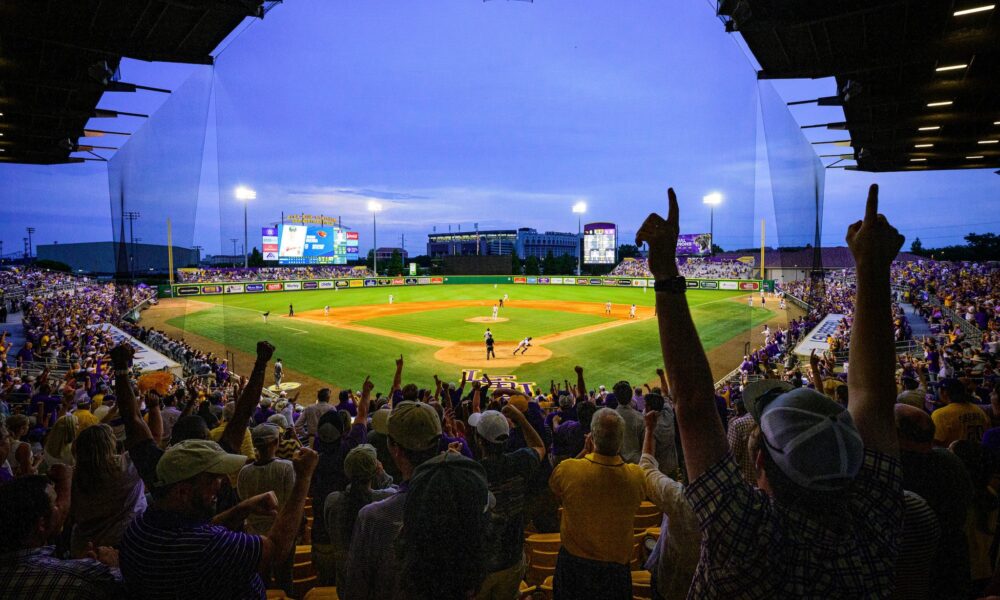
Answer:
[653,276,687,293]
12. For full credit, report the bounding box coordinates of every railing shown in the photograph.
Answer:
[783,292,812,312]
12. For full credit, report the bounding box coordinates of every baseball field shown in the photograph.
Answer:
[142,284,782,397]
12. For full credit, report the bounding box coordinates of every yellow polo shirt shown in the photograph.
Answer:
[550,452,646,564]
[932,402,990,445]
[74,408,100,431]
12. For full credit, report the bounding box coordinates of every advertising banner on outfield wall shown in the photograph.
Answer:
[393,278,405,285]
[284,282,302,291]
[303,281,318,289]
[700,281,718,289]
[377,279,392,286]
[266,283,283,292]
[551,277,564,284]
[176,286,200,296]
[349,280,363,287]
[246,283,264,292]
[719,281,739,290]
[201,285,223,294]
[794,314,845,356]
[538,277,550,284]
[563,278,576,285]
[225,284,245,294]
[405,278,418,285]
[418,277,431,285]
[590,278,603,285]
[431,277,444,284]
[739,282,761,291]
[514,277,526,284]
[319,281,335,289]
[527,277,538,284]
[364,279,377,287]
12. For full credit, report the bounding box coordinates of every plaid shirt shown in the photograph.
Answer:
[684,450,904,599]
[725,413,757,484]
[0,546,122,599]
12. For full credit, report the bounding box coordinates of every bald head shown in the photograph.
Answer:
[895,404,934,450]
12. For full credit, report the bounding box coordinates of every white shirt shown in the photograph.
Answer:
[295,401,335,441]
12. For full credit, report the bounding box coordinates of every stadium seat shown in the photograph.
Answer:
[633,510,663,532]
[518,580,537,599]
[303,587,340,600]
[646,527,661,540]
[525,532,561,554]
[265,591,291,600]
[294,575,318,599]
[632,570,652,600]
[538,575,554,599]
[525,549,558,585]
[631,530,647,569]
[294,544,317,580]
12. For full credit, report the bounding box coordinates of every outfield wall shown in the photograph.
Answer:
[160,276,774,298]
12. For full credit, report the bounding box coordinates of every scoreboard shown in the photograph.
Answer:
[261,225,359,265]
[583,222,617,265]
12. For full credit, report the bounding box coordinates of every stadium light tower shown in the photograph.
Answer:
[368,200,383,275]
[235,186,257,268]
[702,192,723,252]
[572,201,587,276]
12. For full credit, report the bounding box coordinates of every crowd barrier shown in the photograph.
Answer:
[160,276,775,298]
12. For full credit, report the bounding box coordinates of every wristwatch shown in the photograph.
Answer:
[653,276,687,293]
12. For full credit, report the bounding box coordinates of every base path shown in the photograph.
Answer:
[435,342,553,369]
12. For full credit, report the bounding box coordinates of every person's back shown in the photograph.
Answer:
[612,381,644,464]
[932,401,989,445]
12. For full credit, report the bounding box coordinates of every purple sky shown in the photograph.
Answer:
[1,0,996,259]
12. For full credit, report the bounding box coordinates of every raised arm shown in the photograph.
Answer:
[110,344,153,450]
[846,184,904,456]
[222,341,273,453]
[808,349,825,394]
[637,188,728,481]
[502,403,545,460]
[574,366,586,400]
[656,367,669,395]
[355,376,372,426]
[391,355,403,394]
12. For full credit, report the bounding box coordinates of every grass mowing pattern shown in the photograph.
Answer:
[166,285,771,390]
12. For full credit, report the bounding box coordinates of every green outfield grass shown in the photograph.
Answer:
[164,285,773,391]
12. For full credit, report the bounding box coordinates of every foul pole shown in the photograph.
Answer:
[167,218,175,286]
[759,219,765,281]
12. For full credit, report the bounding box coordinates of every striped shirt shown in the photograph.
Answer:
[0,546,122,600]
[343,483,409,600]
[120,507,264,600]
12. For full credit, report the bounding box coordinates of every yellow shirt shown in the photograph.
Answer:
[209,423,257,461]
[550,452,646,564]
[932,402,990,445]
[74,409,100,431]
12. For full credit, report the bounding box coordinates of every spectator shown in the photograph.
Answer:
[344,400,443,600]
[471,405,544,599]
[119,439,318,599]
[5,414,38,477]
[895,403,973,598]
[296,388,335,447]
[894,490,941,600]
[310,378,371,585]
[237,423,296,594]
[638,185,905,596]
[724,399,756,485]
[0,471,123,598]
[549,408,645,600]
[323,444,396,591]
[639,409,699,600]
[69,424,147,558]
[949,440,998,594]
[931,378,989,445]
[612,380,644,464]
[397,452,493,600]
[643,391,679,477]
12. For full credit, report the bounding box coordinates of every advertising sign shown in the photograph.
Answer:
[331,280,347,288]
[551,277,564,284]
[284,282,302,291]
[364,279,378,287]
[418,277,431,285]
[266,283,283,292]
[405,278,418,285]
[616,279,632,286]
[527,277,538,284]
[430,277,444,284]
[583,222,617,264]
[577,279,589,285]
[303,281,318,289]
[700,281,718,289]
[563,278,576,285]
[377,279,392,286]
[272,223,359,265]
[176,286,200,296]
[409,262,417,276]
[538,277,550,284]
[392,278,405,286]
[686,280,700,289]
[246,283,265,292]
[739,281,761,291]
[794,314,846,356]
[513,277,527,284]
[225,284,245,294]
[200,285,223,295]
[676,233,713,256]
[590,278,603,285]
[720,281,739,290]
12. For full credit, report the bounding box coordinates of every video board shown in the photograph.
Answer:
[261,225,359,265]
[677,233,712,256]
[583,222,617,265]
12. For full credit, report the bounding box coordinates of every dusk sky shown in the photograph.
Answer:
[1,0,996,259]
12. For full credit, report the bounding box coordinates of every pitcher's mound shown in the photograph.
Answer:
[465,317,509,323]
[435,342,551,368]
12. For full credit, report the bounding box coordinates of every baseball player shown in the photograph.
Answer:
[748,296,754,308]
[605,301,612,316]
[492,304,499,320]
[288,304,294,317]
[485,332,496,360]
[324,305,330,317]
[389,294,394,305]
[513,336,532,356]
[262,311,269,324]
[629,304,637,319]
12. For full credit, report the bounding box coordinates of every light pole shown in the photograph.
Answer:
[572,201,587,276]
[368,200,382,275]
[702,192,723,253]
[235,186,256,268]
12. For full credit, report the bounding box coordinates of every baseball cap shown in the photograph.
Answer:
[371,406,391,434]
[468,410,510,444]
[935,378,965,397]
[317,410,345,444]
[251,423,280,447]
[344,444,379,480]
[744,379,863,492]
[388,401,442,451]
[154,439,247,487]
[407,452,494,516]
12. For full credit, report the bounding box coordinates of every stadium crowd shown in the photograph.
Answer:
[609,257,755,280]
[177,266,373,283]
[4,187,1000,599]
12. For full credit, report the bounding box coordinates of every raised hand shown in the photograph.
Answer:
[574,365,583,375]
[396,355,404,369]
[644,410,660,430]
[635,188,681,280]
[110,344,135,369]
[255,341,275,362]
[292,447,319,478]
[362,375,374,396]
[845,184,905,271]
[247,491,279,517]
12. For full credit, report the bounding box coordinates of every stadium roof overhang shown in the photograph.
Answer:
[717,0,1000,172]
[0,0,275,165]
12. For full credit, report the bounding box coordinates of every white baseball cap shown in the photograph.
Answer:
[468,410,510,444]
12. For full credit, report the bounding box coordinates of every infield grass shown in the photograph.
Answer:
[164,285,772,391]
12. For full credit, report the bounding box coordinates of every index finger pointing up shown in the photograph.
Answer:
[865,183,879,222]
[667,187,678,225]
